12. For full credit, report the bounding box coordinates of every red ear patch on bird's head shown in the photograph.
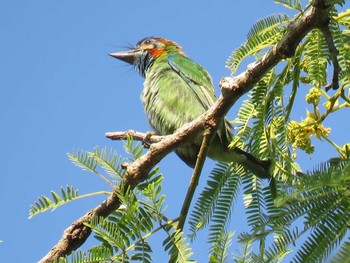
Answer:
[138,42,165,58]
[137,38,164,58]
[149,48,165,58]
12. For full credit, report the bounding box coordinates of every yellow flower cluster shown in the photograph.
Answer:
[305,87,321,105]
[288,111,331,154]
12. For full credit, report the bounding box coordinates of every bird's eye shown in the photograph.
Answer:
[143,39,152,45]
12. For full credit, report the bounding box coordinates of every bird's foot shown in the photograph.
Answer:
[143,131,156,148]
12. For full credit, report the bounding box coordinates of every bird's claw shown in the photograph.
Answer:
[143,131,156,148]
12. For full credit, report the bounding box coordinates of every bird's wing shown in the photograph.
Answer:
[167,52,233,147]
[167,53,217,110]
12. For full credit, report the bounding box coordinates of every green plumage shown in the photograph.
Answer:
[110,37,271,180]
[142,51,234,167]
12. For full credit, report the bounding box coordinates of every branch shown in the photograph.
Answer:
[105,130,164,144]
[38,2,332,262]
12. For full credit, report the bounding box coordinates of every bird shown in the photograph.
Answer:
[109,37,271,180]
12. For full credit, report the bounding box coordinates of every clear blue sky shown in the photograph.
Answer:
[1,0,349,262]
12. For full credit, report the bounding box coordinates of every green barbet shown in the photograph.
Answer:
[110,37,271,180]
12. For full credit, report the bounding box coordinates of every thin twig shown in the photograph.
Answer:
[320,84,344,122]
[321,24,341,91]
[105,130,164,144]
[175,124,217,232]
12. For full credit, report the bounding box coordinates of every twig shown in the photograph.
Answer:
[321,24,341,91]
[340,85,350,104]
[105,130,164,144]
[175,123,217,232]
[320,83,345,122]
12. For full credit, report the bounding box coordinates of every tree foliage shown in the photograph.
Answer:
[31,1,350,262]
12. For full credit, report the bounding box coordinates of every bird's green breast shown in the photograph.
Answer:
[141,53,213,136]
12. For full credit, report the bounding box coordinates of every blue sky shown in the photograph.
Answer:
[1,0,349,262]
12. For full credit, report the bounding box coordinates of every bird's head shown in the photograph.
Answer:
[109,37,185,77]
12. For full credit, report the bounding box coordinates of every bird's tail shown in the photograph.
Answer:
[232,147,277,198]
[232,147,271,179]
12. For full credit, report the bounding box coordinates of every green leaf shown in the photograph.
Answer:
[124,136,145,160]
[227,13,289,73]
[303,29,328,87]
[29,186,79,218]
[246,13,290,42]
[91,146,125,181]
[189,163,240,239]
[274,0,302,11]
[163,230,194,263]
[69,246,113,263]
[209,230,234,263]
[331,239,350,263]
[68,149,97,173]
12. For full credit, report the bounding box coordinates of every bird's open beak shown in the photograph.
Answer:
[109,49,141,65]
